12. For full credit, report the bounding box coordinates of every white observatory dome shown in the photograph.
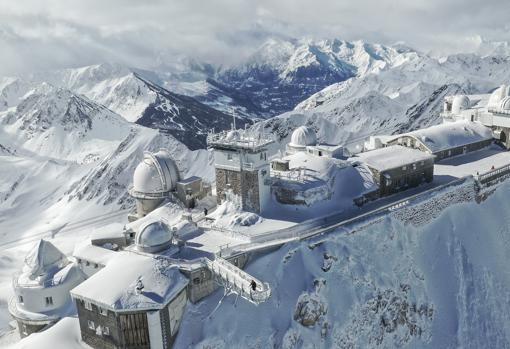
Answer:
[289,126,317,149]
[451,95,470,114]
[131,149,180,198]
[488,85,510,109]
[135,221,173,253]
[500,96,510,111]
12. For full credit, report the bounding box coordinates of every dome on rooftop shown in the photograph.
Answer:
[131,149,180,198]
[135,221,173,253]
[23,239,68,278]
[501,96,510,111]
[488,85,510,109]
[451,95,470,114]
[289,126,317,149]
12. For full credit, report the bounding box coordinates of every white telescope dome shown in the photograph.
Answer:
[488,85,510,109]
[451,95,470,114]
[131,149,180,198]
[135,221,173,253]
[289,126,317,148]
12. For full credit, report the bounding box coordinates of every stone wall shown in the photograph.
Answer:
[216,168,261,213]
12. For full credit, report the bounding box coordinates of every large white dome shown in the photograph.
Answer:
[135,221,173,253]
[131,149,180,198]
[488,85,510,109]
[451,95,470,114]
[289,126,317,148]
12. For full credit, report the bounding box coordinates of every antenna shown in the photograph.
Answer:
[232,107,236,130]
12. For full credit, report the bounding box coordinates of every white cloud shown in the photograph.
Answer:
[0,0,509,76]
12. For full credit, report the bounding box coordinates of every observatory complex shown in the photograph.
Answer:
[9,85,510,348]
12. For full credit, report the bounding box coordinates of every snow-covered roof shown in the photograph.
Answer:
[23,240,68,278]
[355,145,434,172]
[398,121,493,153]
[71,252,188,312]
[72,241,117,265]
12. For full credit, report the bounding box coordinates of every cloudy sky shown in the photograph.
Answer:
[0,0,509,76]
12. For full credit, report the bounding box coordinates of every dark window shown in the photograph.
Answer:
[45,297,53,306]
[18,296,23,304]
[193,277,201,285]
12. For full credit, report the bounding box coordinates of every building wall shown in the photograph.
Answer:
[16,320,50,338]
[215,168,262,214]
[371,158,434,197]
[76,299,121,349]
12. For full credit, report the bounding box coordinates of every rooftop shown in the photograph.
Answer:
[71,252,188,312]
[207,129,275,151]
[355,145,435,172]
[396,120,493,153]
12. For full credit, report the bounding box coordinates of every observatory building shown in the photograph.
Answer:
[207,128,275,214]
[441,86,510,148]
[128,149,209,221]
[9,240,86,337]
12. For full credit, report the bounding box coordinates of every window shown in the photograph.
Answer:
[103,326,110,336]
[193,277,201,285]
[94,263,99,269]
[402,165,407,171]
[84,301,93,311]
[412,163,417,170]
[45,297,53,306]
[99,307,108,316]
[18,296,23,304]
[87,320,95,330]
[227,153,233,161]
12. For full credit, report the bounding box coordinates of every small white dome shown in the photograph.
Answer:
[451,95,470,114]
[500,96,510,111]
[131,149,180,198]
[135,221,172,253]
[289,126,317,148]
[488,85,510,109]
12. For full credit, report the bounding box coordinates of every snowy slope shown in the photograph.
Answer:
[171,182,510,349]
[0,82,213,247]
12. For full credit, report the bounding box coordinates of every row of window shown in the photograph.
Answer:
[84,300,108,316]
[87,320,110,336]
[18,295,53,307]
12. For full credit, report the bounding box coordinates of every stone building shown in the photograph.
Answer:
[71,252,188,349]
[386,120,493,161]
[207,129,275,214]
[355,145,435,197]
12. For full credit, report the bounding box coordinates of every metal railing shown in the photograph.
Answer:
[205,257,271,305]
[477,163,510,187]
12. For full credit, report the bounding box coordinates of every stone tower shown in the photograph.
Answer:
[208,128,274,214]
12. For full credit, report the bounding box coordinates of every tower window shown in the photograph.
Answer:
[18,296,23,304]
[88,320,95,330]
[45,297,53,306]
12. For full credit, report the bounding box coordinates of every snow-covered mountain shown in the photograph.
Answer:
[0,82,213,240]
[30,63,248,149]
[254,51,510,149]
[213,38,418,116]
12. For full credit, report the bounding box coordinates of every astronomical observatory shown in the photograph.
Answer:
[9,87,507,348]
